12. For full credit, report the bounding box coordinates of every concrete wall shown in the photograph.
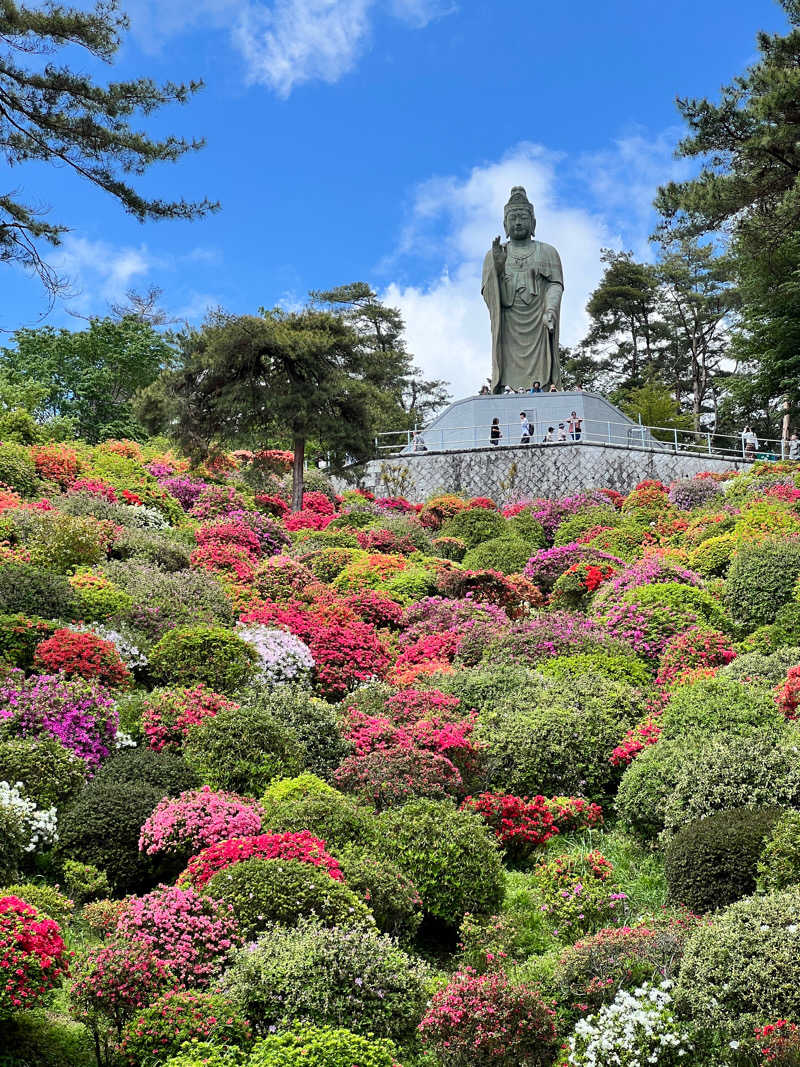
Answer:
[339,440,748,502]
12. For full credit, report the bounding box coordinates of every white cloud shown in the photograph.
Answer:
[49,235,160,311]
[125,0,454,96]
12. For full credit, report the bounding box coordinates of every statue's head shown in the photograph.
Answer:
[503,186,535,240]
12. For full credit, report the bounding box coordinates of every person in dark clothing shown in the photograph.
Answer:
[490,417,502,446]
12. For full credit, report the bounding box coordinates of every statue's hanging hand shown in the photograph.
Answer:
[492,236,507,276]
[543,308,556,333]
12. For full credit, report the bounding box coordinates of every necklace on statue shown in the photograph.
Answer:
[510,246,534,267]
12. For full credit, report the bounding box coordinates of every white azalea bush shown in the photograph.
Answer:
[0,780,58,851]
[236,624,314,688]
[566,982,693,1067]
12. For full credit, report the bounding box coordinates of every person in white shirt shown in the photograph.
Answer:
[741,426,759,461]
[543,426,555,443]
[557,423,568,442]
[519,412,532,444]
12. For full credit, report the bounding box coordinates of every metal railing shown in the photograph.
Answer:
[374,420,794,464]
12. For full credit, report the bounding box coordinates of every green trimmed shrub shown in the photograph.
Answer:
[381,566,436,604]
[660,675,783,739]
[57,780,163,894]
[664,806,782,912]
[113,527,193,570]
[261,773,338,810]
[440,508,507,549]
[721,646,800,686]
[206,857,372,938]
[222,919,429,1041]
[757,810,800,892]
[724,540,800,627]
[662,731,800,836]
[309,547,364,582]
[262,790,375,852]
[675,890,800,1033]
[248,1026,400,1067]
[462,537,538,575]
[377,799,504,927]
[162,1044,244,1067]
[537,652,652,689]
[0,737,86,808]
[336,846,423,940]
[243,689,349,780]
[0,882,74,924]
[505,511,547,547]
[0,443,37,496]
[22,512,107,573]
[553,507,620,546]
[772,602,800,648]
[0,564,78,619]
[68,573,132,623]
[149,626,258,694]
[62,860,111,904]
[620,581,731,632]
[104,560,235,637]
[615,738,704,841]
[93,747,199,798]
[688,534,736,578]
[0,613,58,669]
[184,703,303,796]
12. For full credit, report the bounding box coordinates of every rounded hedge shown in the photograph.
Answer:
[0,564,78,619]
[615,738,704,841]
[0,804,27,882]
[660,675,783,739]
[377,799,504,927]
[0,443,38,496]
[0,736,86,809]
[184,703,304,796]
[247,1026,400,1067]
[675,889,800,1033]
[724,540,800,628]
[247,688,349,779]
[205,857,372,938]
[149,625,258,694]
[57,780,163,893]
[262,790,376,852]
[336,846,423,941]
[619,581,730,632]
[462,537,539,575]
[664,806,783,913]
[222,918,430,1041]
[93,747,200,798]
[440,508,507,549]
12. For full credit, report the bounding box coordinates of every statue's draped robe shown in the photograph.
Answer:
[481,239,564,392]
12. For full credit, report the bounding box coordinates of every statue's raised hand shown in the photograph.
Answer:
[492,236,507,276]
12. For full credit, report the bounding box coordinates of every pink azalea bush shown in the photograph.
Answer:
[178,831,343,889]
[141,685,240,752]
[138,786,265,858]
[115,884,241,987]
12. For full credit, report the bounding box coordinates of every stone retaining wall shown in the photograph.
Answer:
[337,441,748,501]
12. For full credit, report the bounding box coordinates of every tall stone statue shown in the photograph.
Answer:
[482,186,564,393]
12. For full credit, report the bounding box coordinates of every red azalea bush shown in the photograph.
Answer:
[434,568,521,612]
[33,628,132,688]
[342,589,404,629]
[776,666,800,721]
[356,528,418,555]
[116,989,253,1066]
[419,494,469,529]
[254,492,290,517]
[308,619,391,700]
[31,444,82,488]
[0,896,70,1017]
[70,478,118,502]
[70,939,174,1042]
[196,521,263,559]
[756,1020,800,1064]
[301,491,337,515]
[252,449,294,475]
[333,744,464,809]
[178,831,343,889]
[141,685,240,752]
[460,793,558,862]
[548,796,605,834]
[418,966,558,1067]
[655,627,737,688]
[115,884,241,988]
[285,509,335,532]
[138,786,265,858]
[610,716,663,767]
[190,541,257,583]
[383,688,463,724]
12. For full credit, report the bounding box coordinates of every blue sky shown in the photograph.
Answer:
[2,0,787,396]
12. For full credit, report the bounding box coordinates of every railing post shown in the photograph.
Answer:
[606,422,611,444]
[707,432,712,454]
[673,429,678,453]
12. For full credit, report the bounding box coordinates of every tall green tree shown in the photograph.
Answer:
[156,308,385,510]
[656,238,737,430]
[0,0,216,295]
[312,283,450,429]
[0,316,174,441]
[582,250,665,391]
[655,0,800,419]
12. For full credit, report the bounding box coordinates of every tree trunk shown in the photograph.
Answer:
[291,436,305,512]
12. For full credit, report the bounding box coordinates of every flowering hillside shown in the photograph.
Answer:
[1,440,800,1066]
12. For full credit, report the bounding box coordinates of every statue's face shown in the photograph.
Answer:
[506,208,533,240]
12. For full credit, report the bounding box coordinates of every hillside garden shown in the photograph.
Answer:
[0,439,799,1066]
